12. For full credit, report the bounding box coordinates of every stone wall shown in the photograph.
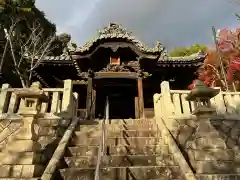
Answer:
[0,118,22,152]
[154,81,240,179]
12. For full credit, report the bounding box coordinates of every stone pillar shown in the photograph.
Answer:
[62,79,73,119]
[40,92,49,113]
[137,78,145,119]
[153,93,162,119]
[212,88,226,115]
[0,83,11,114]
[86,77,93,120]
[7,91,19,114]
[51,92,60,114]
[73,92,79,117]
[160,81,175,118]
[0,82,47,178]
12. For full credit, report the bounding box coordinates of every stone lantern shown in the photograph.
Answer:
[185,80,219,116]
[12,82,48,148]
[185,80,231,174]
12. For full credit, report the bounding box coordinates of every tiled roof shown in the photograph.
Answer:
[33,55,72,64]
[158,51,206,62]
[74,23,163,54]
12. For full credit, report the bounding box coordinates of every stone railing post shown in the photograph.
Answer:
[212,87,226,115]
[153,93,162,119]
[72,92,79,117]
[160,81,175,117]
[0,83,11,114]
[61,79,73,119]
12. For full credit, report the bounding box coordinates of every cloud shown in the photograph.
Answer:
[36,0,239,50]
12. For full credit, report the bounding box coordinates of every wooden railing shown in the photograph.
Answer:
[0,79,79,118]
[154,81,240,119]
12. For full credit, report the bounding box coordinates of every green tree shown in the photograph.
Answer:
[170,43,207,57]
[0,0,56,87]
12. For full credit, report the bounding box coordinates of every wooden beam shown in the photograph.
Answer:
[91,88,96,120]
[95,72,138,79]
[73,80,88,85]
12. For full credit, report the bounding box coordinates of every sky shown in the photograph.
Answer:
[36,0,240,50]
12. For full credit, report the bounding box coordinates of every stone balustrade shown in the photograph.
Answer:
[0,79,80,178]
[155,81,240,120]
[0,79,78,118]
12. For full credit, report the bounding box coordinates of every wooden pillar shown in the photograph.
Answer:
[86,77,93,120]
[91,88,96,120]
[137,78,145,119]
[135,96,139,119]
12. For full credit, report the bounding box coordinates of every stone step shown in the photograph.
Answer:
[74,129,159,138]
[71,137,159,146]
[38,136,60,149]
[37,115,69,127]
[79,119,155,125]
[60,166,183,180]
[0,165,44,178]
[0,178,40,180]
[194,161,240,174]
[38,126,66,137]
[64,155,176,168]
[76,124,157,132]
[0,152,46,165]
[196,174,240,180]
[69,144,170,156]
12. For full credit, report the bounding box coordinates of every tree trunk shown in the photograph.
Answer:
[4,28,27,88]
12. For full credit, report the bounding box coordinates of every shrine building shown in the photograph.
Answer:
[32,23,206,120]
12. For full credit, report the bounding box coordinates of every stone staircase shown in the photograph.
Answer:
[60,118,186,180]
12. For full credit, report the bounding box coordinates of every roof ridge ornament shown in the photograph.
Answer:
[98,22,132,37]
[76,22,163,54]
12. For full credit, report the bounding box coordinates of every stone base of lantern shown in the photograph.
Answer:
[192,107,216,116]
[187,108,234,174]
[0,111,45,178]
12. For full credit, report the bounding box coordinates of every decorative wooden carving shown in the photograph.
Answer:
[100,64,131,72]
[100,61,141,72]
[110,57,120,65]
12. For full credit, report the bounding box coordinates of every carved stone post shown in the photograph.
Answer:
[185,80,233,174]
[62,79,73,119]
[0,82,48,178]
[0,83,11,114]
[160,81,174,118]
[137,78,145,119]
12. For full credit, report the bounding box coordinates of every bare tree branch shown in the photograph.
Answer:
[4,28,26,87]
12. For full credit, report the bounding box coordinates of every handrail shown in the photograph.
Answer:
[158,117,197,180]
[41,117,79,180]
[94,96,109,180]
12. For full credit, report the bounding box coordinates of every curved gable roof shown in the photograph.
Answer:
[74,23,163,55]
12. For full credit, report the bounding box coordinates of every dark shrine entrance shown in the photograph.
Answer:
[95,78,137,119]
